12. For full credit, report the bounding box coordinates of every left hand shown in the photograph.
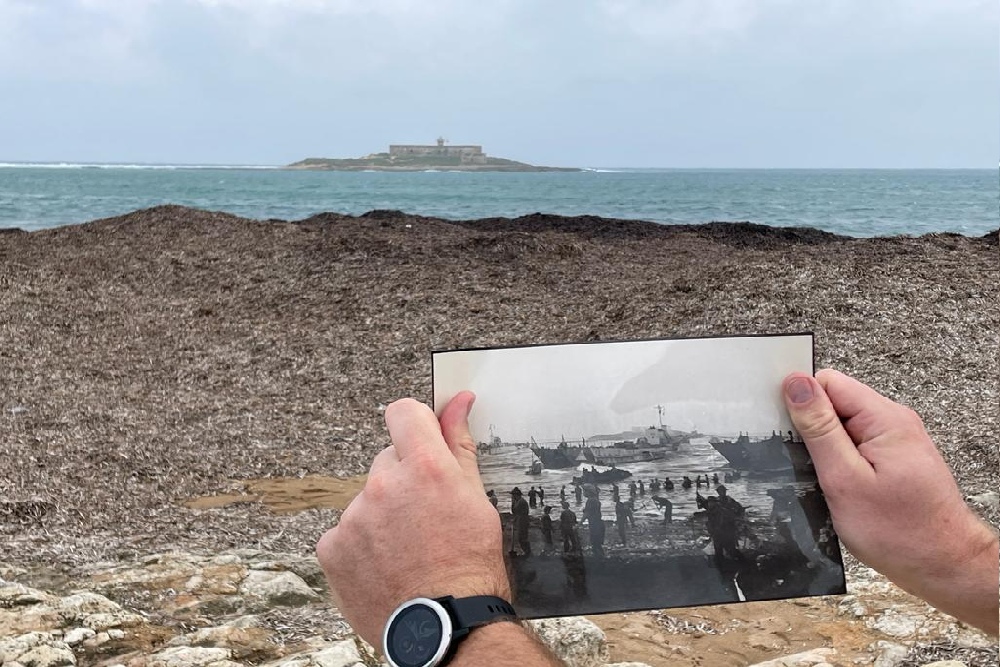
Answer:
[316,392,511,646]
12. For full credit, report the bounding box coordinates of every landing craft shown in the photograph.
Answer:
[709,431,814,474]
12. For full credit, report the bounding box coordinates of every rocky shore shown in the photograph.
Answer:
[2,550,996,667]
[1,206,997,665]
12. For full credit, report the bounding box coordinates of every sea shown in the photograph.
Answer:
[0,164,996,237]
[480,438,816,525]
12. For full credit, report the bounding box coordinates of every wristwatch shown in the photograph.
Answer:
[383,595,518,667]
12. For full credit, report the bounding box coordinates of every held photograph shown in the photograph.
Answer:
[433,333,846,618]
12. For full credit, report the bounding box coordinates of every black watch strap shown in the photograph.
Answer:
[442,595,517,630]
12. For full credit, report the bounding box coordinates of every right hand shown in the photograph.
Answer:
[782,369,998,635]
[315,393,510,646]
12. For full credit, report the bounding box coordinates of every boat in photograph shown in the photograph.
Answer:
[709,432,814,474]
[531,406,696,470]
[530,438,586,469]
[585,440,669,465]
[477,425,526,455]
[572,466,632,485]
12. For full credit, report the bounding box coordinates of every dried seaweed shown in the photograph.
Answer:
[0,206,996,574]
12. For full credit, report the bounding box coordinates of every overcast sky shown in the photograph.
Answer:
[433,335,813,442]
[0,0,996,167]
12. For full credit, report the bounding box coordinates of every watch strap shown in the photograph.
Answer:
[443,595,517,630]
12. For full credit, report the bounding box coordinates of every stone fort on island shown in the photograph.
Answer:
[388,137,487,165]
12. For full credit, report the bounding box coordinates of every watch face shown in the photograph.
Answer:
[386,602,446,667]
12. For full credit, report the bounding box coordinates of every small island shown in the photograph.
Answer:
[287,138,580,172]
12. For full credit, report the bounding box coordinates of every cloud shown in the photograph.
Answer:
[597,0,765,46]
[3,0,995,84]
[0,0,994,164]
[0,0,158,82]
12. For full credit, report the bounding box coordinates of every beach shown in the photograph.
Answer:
[1,206,997,665]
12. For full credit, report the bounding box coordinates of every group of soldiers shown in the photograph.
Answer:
[489,479,747,567]
[491,486,587,557]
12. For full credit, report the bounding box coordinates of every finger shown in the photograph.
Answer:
[315,527,344,610]
[383,397,451,464]
[439,391,484,487]
[783,373,873,488]
[367,445,399,477]
[816,369,896,421]
[816,369,900,444]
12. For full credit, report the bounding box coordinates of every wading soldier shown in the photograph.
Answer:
[615,499,632,546]
[582,484,605,558]
[511,487,531,556]
[541,506,555,552]
[698,485,745,568]
[559,501,580,553]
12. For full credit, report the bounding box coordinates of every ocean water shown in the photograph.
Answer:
[0,164,995,237]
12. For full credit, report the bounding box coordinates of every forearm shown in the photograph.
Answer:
[453,621,563,666]
[904,517,998,636]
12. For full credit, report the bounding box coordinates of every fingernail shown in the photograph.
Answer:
[465,393,476,417]
[786,377,815,404]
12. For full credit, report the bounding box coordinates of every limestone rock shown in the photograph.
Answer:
[0,633,52,663]
[920,662,968,667]
[746,647,837,667]
[239,570,320,607]
[221,615,262,628]
[146,646,233,667]
[56,591,122,619]
[309,640,366,667]
[62,627,96,646]
[606,663,655,667]
[80,610,145,630]
[0,582,54,606]
[872,640,909,667]
[15,643,76,667]
[249,556,326,589]
[869,610,921,638]
[167,625,276,661]
[258,640,365,667]
[0,634,75,667]
[80,632,111,649]
[526,617,609,667]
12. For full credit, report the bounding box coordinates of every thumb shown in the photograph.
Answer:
[439,391,485,490]
[782,373,872,491]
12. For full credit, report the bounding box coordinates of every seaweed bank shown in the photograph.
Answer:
[1,205,997,566]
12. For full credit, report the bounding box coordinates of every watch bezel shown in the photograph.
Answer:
[383,597,454,667]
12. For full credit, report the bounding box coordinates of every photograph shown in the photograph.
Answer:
[433,333,846,618]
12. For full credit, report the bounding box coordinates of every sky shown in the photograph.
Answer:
[0,0,996,167]
[433,334,813,442]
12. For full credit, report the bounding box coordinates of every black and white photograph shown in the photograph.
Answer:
[433,333,846,618]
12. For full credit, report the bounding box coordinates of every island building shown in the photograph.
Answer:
[387,137,487,164]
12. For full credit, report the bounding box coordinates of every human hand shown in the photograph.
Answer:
[316,392,511,646]
[783,369,999,635]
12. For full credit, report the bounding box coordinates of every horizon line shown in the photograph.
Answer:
[0,161,994,171]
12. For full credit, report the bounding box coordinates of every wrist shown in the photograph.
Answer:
[912,514,998,635]
[395,571,512,609]
[452,621,559,667]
